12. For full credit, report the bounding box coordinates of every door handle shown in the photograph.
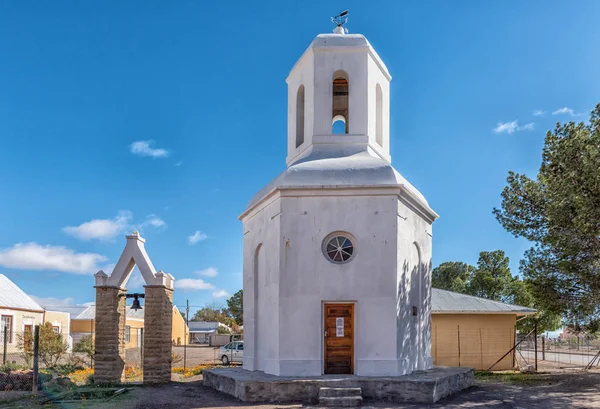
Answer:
[325,331,328,337]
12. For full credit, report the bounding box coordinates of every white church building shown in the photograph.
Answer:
[240,27,438,377]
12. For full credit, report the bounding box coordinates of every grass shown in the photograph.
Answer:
[475,371,558,386]
[0,388,135,409]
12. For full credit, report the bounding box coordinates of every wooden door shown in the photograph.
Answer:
[324,303,354,374]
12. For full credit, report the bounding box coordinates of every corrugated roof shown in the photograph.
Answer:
[188,321,220,332]
[0,274,44,312]
[432,288,537,315]
[74,305,145,320]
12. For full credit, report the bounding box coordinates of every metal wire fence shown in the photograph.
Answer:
[173,334,244,370]
[1,325,96,392]
[1,327,39,392]
[516,334,600,371]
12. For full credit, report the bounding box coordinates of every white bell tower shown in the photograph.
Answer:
[241,22,438,378]
[286,27,392,166]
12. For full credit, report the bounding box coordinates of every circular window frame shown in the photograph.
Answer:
[322,232,357,264]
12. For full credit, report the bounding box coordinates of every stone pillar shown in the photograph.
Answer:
[143,285,173,383]
[94,286,127,383]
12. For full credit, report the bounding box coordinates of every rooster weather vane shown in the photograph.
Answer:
[331,9,349,32]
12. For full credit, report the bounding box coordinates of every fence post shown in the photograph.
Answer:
[457,325,461,367]
[184,299,189,372]
[2,325,7,365]
[512,326,516,368]
[479,328,483,370]
[32,325,40,395]
[534,320,538,371]
[542,336,545,361]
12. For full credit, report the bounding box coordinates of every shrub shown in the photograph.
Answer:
[52,363,83,376]
[172,353,183,364]
[0,362,29,373]
[124,366,142,379]
[72,335,94,363]
[16,323,69,368]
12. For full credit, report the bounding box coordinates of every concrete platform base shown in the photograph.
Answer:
[203,366,474,404]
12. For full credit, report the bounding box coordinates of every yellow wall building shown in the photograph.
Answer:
[431,289,536,370]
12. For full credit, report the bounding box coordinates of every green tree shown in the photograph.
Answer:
[469,250,512,301]
[192,302,234,327]
[217,326,231,335]
[226,290,243,325]
[494,104,600,332]
[432,262,475,294]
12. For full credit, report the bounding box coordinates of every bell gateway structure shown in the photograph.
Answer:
[240,27,439,377]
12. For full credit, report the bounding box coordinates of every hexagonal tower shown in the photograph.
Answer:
[240,26,438,377]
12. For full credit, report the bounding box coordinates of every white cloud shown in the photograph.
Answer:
[552,107,577,116]
[176,278,215,291]
[493,121,518,134]
[31,296,75,308]
[175,161,183,167]
[188,230,208,245]
[64,211,166,241]
[30,296,94,315]
[63,211,132,241]
[30,295,95,318]
[129,140,170,158]
[493,121,535,134]
[212,289,231,298]
[533,110,545,117]
[194,267,218,278]
[143,214,167,229]
[518,122,535,131]
[0,242,107,274]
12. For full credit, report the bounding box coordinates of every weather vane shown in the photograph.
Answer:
[331,9,349,31]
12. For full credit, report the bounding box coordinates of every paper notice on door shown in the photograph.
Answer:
[336,317,344,337]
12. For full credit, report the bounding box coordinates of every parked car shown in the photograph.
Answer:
[219,341,243,365]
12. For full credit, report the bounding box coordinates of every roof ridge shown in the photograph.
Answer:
[0,274,44,312]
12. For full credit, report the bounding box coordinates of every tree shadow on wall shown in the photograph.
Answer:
[397,258,432,372]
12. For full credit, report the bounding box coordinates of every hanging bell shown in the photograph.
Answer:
[131,296,143,311]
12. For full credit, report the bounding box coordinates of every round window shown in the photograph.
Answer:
[322,233,356,264]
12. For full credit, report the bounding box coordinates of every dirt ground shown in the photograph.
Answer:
[2,371,600,409]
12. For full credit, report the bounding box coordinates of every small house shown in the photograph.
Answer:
[431,288,536,370]
[0,274,71,348]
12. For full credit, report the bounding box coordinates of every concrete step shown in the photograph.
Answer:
[319,387,362,398]
[318,396,363,407]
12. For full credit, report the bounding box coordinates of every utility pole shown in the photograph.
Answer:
[184,299,189,371]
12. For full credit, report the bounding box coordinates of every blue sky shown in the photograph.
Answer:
[1,1,599,316]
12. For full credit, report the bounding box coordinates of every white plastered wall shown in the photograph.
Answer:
[367,55,391,162]
[242,195,281,374]
[277,193,400,376]
[396,198,434,374]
